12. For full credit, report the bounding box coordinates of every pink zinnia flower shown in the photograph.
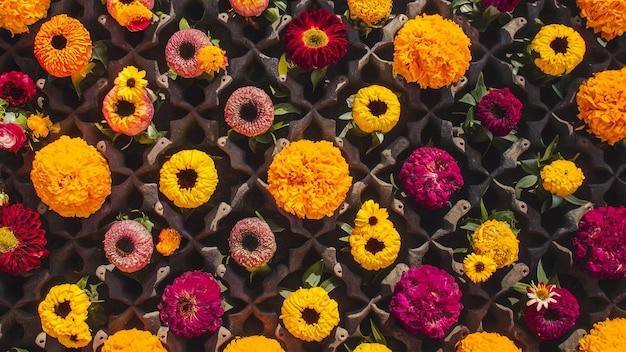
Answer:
[158,271,224,338]
[224,87,274,137]
[0,203,48,276]
[475,88,523,137]
[0,123,26,153]
[103,220,154,273]
[524,287,579,341]
[389,265,463,339]
[0,71,36,106]
[165,29,212,78]
[481,0,519,12]
[228,217,276,270]
[398,147,464,210]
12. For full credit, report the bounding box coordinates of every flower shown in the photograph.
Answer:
[165,29,212,78]
[353,343,393,352]
[229,217,276,271]
[224,86,274,137]
[30,136,112,217]
[392,14,471,89]
[0,71,36,106]
[524,287,579,341]
[354,200,390,232]
[114,65,148,101]
[267,140,352,220]
[280,286,340,342]
[475,88,522,137]
[107,0,153,32]
[38,283,92,348]
[0,123,26,153]
[156,228,182,256]
[282,8,348,70]
[223,335,285,352]
[34,14,92,78]
[101,328,166,351]
[0,0,50,35]
[540,159,585,197]
[525,282,560,311]
[481,0,519,12]
[102,87,155,136]
[158,270,224,338]
[455,332,521,352]
[103,220,154,273]
[463,253,497,283]
[530,24,586,76]
[471,219,519,268]
[390,265,463,339]
[578,317,626,352]
[576,67,626,145]
[398,147,464,210]
[572,206,626,279]
[159,149,218,208]
[0,203,47,276]
[350,221,400,271]
[347,0,393,26]
[27,113,53,138]
[229,0,269,17]
[197,45,228,76]
[352,85,401,134]
[576,0,626,41]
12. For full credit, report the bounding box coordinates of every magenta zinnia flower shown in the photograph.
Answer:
[524,287,579,341]
[0,203,48,276]
[398,147,464,210]
[224,87,274,137]
[475,88,522,137]
[229,217,276,270]
[0,71,36,106]
[389,265,463,339]
[165,29,212,78]
[572,206,626,280]
[103,220,154,273]
[481,0,520,12]
[158,271,224,338]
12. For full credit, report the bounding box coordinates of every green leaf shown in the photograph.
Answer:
[515,174,538,198]
[338,111,353,121]
[519,159,540,175]
[167,69,178,80]
[541,135,559,162]
[370,319,387,345]
[302,259,324,288]
[564,194,588,206]
[277,286,293,299]
[453,247,468,254]
[319,276,343,293]
[71,62,95,98]
[366,131,384,154]
[275,0,287,11]
[221,298,234,312]
[263,7,281,23]
[91,41,108,65]
[459,222,480,232]
[86,302,107,331]
[537,260,548,283]
[458,93,477,106]
[337,222,354,235]
[471,72,488,102]
[248,137,257,153]
[9,348,29,352]
[346,94,355,108]
[479,198,488,221]
[278,53,289,77]
[179,18,191,30]
[310,67,327,91]
[75,276,89,290]
[512,282,531,294]
[134,216,154,233]
[270,85,290,98]
[218,280,228,293]
[273,103,301,116]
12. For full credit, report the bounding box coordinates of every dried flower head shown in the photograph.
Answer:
[0,71,36,106]
[531,24,586,76]
[103,220,154,273]
[165,29,212,78]
[540,159,584,197]
[229,217,276,270]
[0,203,48,276]
[476,87,522,137]
[224,86,274,137]
[280,286,340,342]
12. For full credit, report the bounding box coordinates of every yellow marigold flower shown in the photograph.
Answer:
[27,112,53,138]
[101,328,167,352]
[267,140,352,220]
[576,67,626,145]
[30,136,112,218]
[159,149,218,209]
[112,2,152,27]
[0,0,50,36]
[530,24,586,76]
[347,0,392,27]
[353,343,392,352]
[280,287,340,342]
[197,45,228,76]
[456,331,521,352]
[223,335,285,352]
[38,283,92,348]
[578,317,626,352]
[392,14,471,89]
[114,65,148,101]
[354,199,390,232]
[156,228,182,256]
[540,159,585,197]
[471,219,519,269]
[352,85,401,133]
[576,0,626,41]
[350,221,400,271]
[463,253,497,283]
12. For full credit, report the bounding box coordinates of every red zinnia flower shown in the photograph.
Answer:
[224,86,274,137]
[0,71,36,106]
[165,29,212,78]
[282,8,348,70]
[0,203,48,276]
[103,220,154,273]
[481,0,519,12]
[229,217,276,270]
[476,88,523,137]
[524,287,579,341]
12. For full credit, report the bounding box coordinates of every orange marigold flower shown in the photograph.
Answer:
[156,228,182,256]
[108,0,153,31]
[229,0,269,17]
[0,0,51,36]
[101,328,167,352]
[102,87,154,136]
[576,0,626,41]
[30,136,111,218]
[197,45,228,76]
[392,14,471,89]
[27,112,53,138]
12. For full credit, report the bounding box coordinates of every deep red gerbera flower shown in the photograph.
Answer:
[0,203,48,276]
[282,8,348,70]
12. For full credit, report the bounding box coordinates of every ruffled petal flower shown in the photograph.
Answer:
[103,220,154,273]
[0,71,36,106]
[165,29,212,78]
[224,86,274,137]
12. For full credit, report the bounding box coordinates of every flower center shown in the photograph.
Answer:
[535,287,551,300]
[550,37,569,54]
[489,105,507,120]
[368,100,388,116]
[543,309,559,322]
[368,216,378,225]
[302,28,329,49]
[116,100,136,117]
[301,307,320,325]
[120,0,134,4]
[365,238,385,254]
[116,237,135,256]
[239,102,259,122]
[177,169,198,189]
[0,227,19,254]
[242,232,260,252]
[177,294,198,319]
[475,262,485,272]
[55,301,71,318]
[126,78,136,88]
[51,35,67,50]
[179,42,196,60]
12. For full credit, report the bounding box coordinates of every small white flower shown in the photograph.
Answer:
[526,282,560,311]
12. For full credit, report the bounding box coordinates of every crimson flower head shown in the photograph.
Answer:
[0,123,26,153]
[0,71,36,106]
[524,287,579,341]
[0,203,48,276]
[476,87,523,137]
[481,0,520,12]
[282,8,348,70]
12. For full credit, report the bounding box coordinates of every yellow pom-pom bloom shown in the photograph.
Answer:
[530,24,586,76]
[354,343,393,352]
[159,150,219,209]
[347,0,392,26]
[456,332,521,352]
[540,159,585,197]
[30,136,112,218]
[223,335,285,352]
[576,0,626,41]
[155,228,182,256]
[463,253,497,283]
[352,85,401,133]
[280,287,340,342]
[101,328,167,352]
[471,220,519,269]
[578,317,626,352]
[198,45,228,75]
[38,283,92,348]
[350,220,401,271]
[27,112,53,138]
[0,0,50,36]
